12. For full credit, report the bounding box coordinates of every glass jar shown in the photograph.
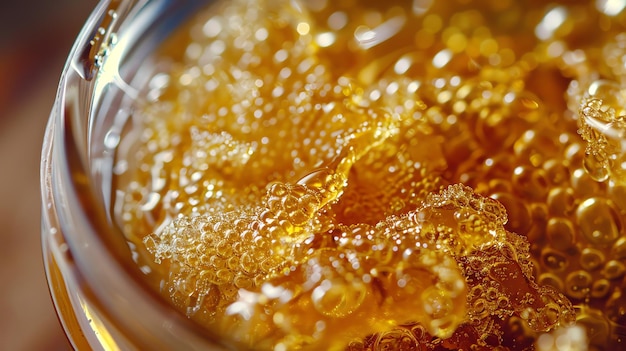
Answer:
[41,0,626,350]
[40,0,227,349]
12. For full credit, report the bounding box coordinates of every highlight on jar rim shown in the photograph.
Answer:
[41,0,626,350]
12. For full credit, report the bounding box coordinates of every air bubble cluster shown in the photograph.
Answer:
[116,0,626,350]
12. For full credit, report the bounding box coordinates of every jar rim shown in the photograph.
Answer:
[41,0,228,349]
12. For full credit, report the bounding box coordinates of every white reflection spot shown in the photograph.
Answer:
[316,32,336,47]
[535,6,567,40]
[432,49,452,68]
[354,15,406,50]
[597,0,626,16]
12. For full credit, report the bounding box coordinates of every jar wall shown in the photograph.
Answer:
[40,0,228,349]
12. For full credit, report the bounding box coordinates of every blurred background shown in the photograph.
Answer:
[0,1,96,350]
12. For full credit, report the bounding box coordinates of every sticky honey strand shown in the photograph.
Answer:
[115,0,626,350]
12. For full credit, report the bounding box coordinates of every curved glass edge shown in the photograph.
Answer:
[41,1,128,348]
[41,0,228,349]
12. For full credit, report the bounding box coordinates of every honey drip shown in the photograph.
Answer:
[116,0,626,349]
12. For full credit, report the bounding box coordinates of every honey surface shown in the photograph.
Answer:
[115,0,626,349]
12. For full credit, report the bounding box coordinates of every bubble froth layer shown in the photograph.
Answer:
[115,0,626,349]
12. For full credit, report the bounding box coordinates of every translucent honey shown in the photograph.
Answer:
[114,0,626,349]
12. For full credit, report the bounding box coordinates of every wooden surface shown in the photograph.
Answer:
[0,1,96,350]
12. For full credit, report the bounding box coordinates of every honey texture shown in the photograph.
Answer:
[115,0,626,349]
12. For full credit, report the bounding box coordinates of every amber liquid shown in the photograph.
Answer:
[115,0,626,350]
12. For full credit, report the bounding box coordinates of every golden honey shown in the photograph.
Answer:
[114,0,626,349]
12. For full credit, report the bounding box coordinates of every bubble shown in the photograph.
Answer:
[345,340,365,351]
[582,152,610,182]
[608,181,626,214]
[602,260,626,280]
[240,252,259,274]
[512,166,550,201]
[311,279,367,317]
[579,248,605,271]
[585,80,624,115]
[538,273,564,292]
[565,270,592,300]
[591,279,611,299]
[605,289,626,325]
[570,168,602,198]
[546,217,575,251]
[612,237,626,260]
[541,249,569,272]
[542,158,570,185]
[422,286,454,321]
[513,130,559,168]
[546,187,576,217]
[576,197,621,246]
[373,328,419,351]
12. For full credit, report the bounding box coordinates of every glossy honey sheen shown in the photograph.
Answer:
[114,0,626,350]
